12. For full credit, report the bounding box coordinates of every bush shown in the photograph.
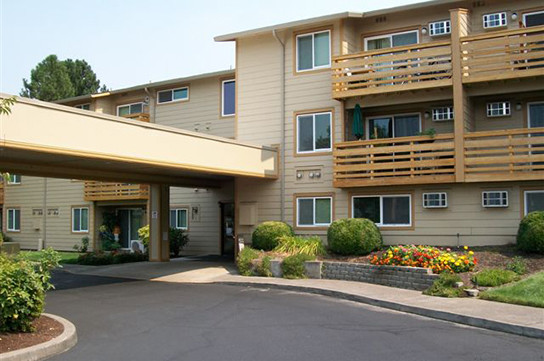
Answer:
[73,236,89,253]
[423,273,465,298]
[256,256,272,277]
[77,251,148,265]
[236,247,260,276]
[170,228,189,257]
[274,235,325,257]
[327,218,382,256]
[281,254,315,279]
[0,248,60,332]
[138,225,149,250]
[252,221,294,251]
[471,269,519,287]
[516,211,544,254]
[112,252,148,264]
[506,256,527,275]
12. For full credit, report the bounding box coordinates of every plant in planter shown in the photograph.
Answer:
[169,227,189,257]
[418,128,437,138]
[99,225,121,251]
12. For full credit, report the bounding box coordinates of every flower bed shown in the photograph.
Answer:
[370,245,477,273]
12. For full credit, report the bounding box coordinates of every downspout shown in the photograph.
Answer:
[42,178,47,249]
[272,29,286,222]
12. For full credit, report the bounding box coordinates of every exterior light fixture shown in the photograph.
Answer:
[421,27,428,35]
[515,102,522,111]
[511,12,518,20]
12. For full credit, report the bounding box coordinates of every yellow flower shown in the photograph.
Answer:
[463,246,468,250]
[469,251,474,255]
[13,314,18,319]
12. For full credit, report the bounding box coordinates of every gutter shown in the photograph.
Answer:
[272,29,286,222]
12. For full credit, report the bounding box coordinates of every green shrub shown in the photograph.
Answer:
[169,228,189,257]
[256,256,273,277]
[281,254,315,279]
[327,218,382,256]
[274,235,325,256]
[236,247,259,276]
[0,248,60,332]
[138,225,149,250]
[471,268,519,287]
[423,273,465,298]
[73,236,89,253]
[252,221,294,251]
[77,251,148,265]
[506,256,527,275]
[112,252,148,264]
[516,211,544,254]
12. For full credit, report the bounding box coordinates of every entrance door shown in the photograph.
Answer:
[118,209,144,249]
[220,202,235,258]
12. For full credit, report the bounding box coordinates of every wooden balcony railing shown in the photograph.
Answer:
[84,182,149,201]
[464,127,544,182]
[331,41,453,99]
[333,134,456,187]
[461,26,544,83]
[122,113,150,122]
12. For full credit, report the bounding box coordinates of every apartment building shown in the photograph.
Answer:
[2,0,543,255]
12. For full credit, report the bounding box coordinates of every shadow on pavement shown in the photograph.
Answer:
[51,269,137,291]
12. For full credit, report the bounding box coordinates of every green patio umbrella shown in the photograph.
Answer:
[353,103,363,140]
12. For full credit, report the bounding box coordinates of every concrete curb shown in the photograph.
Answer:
[0,313,77,361]
[216,281,544,339]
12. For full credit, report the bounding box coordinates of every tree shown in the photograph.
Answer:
[20,55,107,101]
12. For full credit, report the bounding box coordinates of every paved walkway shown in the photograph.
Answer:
[62,258,544,339]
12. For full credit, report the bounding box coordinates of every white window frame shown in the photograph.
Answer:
[422,192,448,208]
[366,113,422,139]
[482,191,509,208]
[7,174,21,185]
[221,79,236,117]
[296,112,333,154]
[524,190,544,215]
[296,196,332,227]
[170,208,189,230]
[486,102,511,117]
[432,106,454,121]
[75,103,91,110]
[116,102,144,116]
[7,208,20,232]
[429,20,451,36]
[352,194,412,227]
[296,30,331,72]
[523,10,544,27]
[483,12,507,29]
[72,207,89,233]
[157,87,189,104]
[364,30,419,51]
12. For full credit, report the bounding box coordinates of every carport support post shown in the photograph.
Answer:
[149,184,170,262]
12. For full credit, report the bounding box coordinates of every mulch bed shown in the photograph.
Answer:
[0,315,64,354]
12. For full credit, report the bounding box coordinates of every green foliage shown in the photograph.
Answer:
[138,225,150,249]
[423,273,465,298]
[0,96,16,115]
[0,232,13,243]
[236,247,259,276]
[480,271,544,308]
[418,128,437,138]
[327,218,382,256]
[20,55,107,101]
[281,254,315,279]
[77,251,147,266]
[274,235,325,257]
[516,211,544,254]
[506,256,527,275]
[471,269,519,287]
[0,248,60,332]
[252,221,294,251]
[256,256,273,277]
[99,224,120,251]
[111,252,148,264]
[73,236,90,253]
[169,227,189,257]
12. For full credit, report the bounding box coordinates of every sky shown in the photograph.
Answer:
[0,0,425,95]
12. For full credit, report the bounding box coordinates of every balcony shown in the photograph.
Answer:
[461,26,544,84]
[122,113,150,122]
[84,182,149,201]
[331,41,453,99]
[464,127,544,182]
[333,134,455,188]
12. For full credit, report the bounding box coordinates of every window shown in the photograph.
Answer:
[117,102,144,116]
[486,102,510,117]
[221,80,235,116]
[364,30,418,50]
[432,107,454,121]
[352,195,412,227]
[75,103,90,110]
[296,196,332,227]
[170,208,188,229]
[482,191,508,208]
[296,30,331,72]
[297,112,332,154]
[483,12,507,29]
[524,191,544,215]
[368,114,421,139]
[72,207,89,233]
[157,87,189,104]
[8,174,21,184]
[423,193,448,208]
[429,20,451,36]
[523,11,544,27]
[7,209,20,232]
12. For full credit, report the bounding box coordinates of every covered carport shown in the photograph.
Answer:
[0,94,278,261]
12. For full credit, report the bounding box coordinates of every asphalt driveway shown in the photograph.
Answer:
[45,271,543,361]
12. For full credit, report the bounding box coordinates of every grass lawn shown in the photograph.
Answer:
[480,271,544,308]
[19,250,82,264]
